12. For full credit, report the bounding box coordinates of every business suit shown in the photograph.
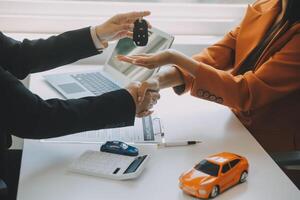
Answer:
[0,27,136,199]
[175,0,300,152]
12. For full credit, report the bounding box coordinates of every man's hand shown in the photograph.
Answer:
[136,78,160,104]
[95,11,151,46]
[126,82,160,118]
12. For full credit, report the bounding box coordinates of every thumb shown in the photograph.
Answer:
[112,30,132,40]
[138,82,149,103]
[113,24,133,33]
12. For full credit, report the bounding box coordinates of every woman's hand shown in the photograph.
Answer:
[120,49,203,78]
[117,50,176,69]
[96,11,151,46]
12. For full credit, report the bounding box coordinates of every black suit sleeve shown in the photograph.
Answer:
[0,67,136,139]
[0,27,99,79]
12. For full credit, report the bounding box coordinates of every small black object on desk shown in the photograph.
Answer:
[133,19,148,46]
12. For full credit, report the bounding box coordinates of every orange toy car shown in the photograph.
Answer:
[179,152,249,199]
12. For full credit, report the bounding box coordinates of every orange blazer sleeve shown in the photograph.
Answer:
[182,32,300,111]
[193,27,239,71]
[173,27,239,94]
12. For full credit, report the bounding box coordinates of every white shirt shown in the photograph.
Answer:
[90,26,106,51]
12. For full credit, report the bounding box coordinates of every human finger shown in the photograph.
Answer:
[117,56,152,68]
[116,55,136,64]
[151,92,161,102]
[126,31,133,38]
[119,11,151,23]
[138,81,158,103]
[113,24,134,33]
[111,31,129,40]
[136,110,153,118]
[117,54,152,62]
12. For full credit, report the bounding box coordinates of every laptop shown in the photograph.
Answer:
[42,27,174,144]
[44,27,174,99]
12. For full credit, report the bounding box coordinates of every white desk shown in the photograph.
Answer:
[17,65,300,200]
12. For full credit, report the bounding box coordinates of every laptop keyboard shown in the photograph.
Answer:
[71,72,120,95]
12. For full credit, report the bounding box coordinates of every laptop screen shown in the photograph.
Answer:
[107,30,172,82]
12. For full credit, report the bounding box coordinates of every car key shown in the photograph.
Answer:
[133,19,148,46]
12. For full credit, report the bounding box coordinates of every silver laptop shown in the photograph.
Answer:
[44,28,174,99]
[42,27,173,144]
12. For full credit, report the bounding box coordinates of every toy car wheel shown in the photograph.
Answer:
[210,186,219,198]
[239,171,248,183]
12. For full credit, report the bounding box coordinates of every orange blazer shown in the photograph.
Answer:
[176,0,300,152]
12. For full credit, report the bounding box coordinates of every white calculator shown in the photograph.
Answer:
[69,150,149,180]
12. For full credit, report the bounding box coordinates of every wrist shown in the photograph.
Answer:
[153,76,162,90]
[154,66,184,89]
[126,88,138,106]
[166,49,179,65]
[95,25,109,48]
[126,82,141,108]
[95,25,103,39]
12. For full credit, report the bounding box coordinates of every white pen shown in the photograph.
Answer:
[158,141,201,148]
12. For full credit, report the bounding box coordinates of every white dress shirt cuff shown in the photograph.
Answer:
[90,26,106,51]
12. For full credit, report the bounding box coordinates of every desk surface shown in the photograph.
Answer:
[18,65,300,200]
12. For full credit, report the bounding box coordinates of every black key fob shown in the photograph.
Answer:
[133,19,148,46]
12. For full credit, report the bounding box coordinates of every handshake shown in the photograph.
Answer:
[126,79,160,118]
